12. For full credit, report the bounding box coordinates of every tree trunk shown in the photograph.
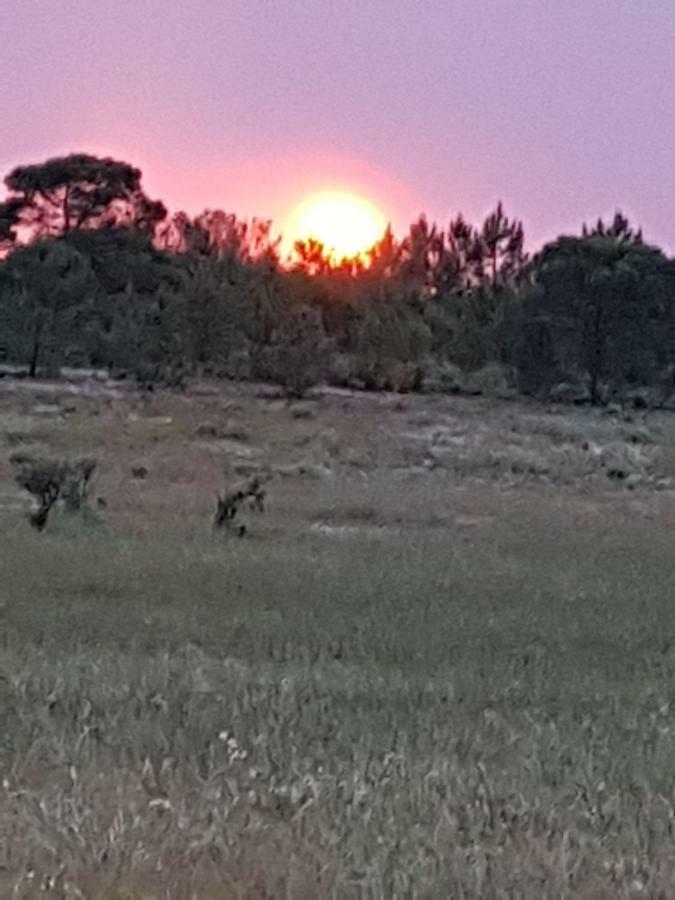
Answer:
[588,302,605,405]
[589,369,600,406]
[28,313,44,378]
[63,185,71,233]
[29,334,40,378]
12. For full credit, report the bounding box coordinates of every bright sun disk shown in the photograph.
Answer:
[286,191,387,262]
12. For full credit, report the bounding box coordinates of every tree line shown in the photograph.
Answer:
[2,152,675,405]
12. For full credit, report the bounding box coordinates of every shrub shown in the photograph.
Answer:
[419,358,464,394]
[253,305,330,399]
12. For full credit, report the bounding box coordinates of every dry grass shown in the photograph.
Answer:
[3,375,675,895]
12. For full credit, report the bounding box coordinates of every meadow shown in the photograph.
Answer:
[2,373,675,897]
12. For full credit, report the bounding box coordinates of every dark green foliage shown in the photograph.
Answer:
[0,229,187,380]
[182,258,250,373]
[516,233,675,402]
[344,291,430,390]
[0,239,99,375]
[426,283,520,371]
[63,227,183,296]
[253,303,331,398]
[100,283,188,388]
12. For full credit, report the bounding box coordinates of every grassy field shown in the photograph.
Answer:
[2,375,675,897]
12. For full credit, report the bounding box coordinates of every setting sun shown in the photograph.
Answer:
[285,190,387,263]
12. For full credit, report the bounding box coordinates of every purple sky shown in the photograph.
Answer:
[2,0,674,250]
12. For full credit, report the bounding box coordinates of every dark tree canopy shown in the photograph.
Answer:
[2,154,166,243]
[516,230,675,402]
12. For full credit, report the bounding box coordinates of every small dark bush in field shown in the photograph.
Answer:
[213,476,267,535]
[27,491,59,531]
[194,420,250,441]
[132,465,149,479]
[291,404,315,419]
[10,451,97,529]
[213,490,247,536]
[10,452,62,505]
[61,455,97,512]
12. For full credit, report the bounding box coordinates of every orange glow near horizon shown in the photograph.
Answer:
[283,190,387,263]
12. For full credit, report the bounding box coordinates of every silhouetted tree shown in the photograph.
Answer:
[3,154,166,243]
[398,215,445,293]
[441,214,480,289]
[365,225,401,280]
[479,202,527,287]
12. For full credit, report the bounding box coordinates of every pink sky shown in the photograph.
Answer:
[2,0,674,251]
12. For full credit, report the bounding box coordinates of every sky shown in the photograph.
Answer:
[2,0,674,251]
